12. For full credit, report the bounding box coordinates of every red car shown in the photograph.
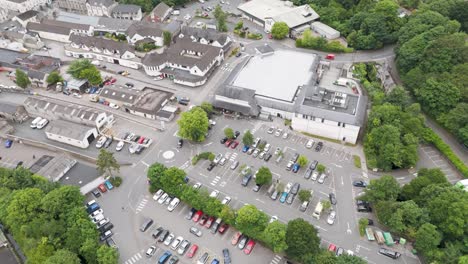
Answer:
[98,183,107,193]
[198,215,208,226]
[192,210,203,222]
[230,141,239,149]
[328,243,337,252]
[218,223,229,234]
[243,240,256,255]
[138,136,145,144]
[224,139,233,147]
[204,216,215,228]
[186,244,198,258]
[110,78,117,84]
[325,54,335,60]
[231,232,242,245]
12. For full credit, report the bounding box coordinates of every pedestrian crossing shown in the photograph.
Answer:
[124,252,142,264]
[229,152,238,161]
[220,65,233,72]
[270,255,282,264]
[135,198,148,214]
[211,176,221,186]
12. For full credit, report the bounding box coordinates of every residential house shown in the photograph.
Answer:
[149,2,172,23]
[111,4,142,21]
[65,33,140,69]
[57,0,87,14]
[12,10,39,27]
[126,22,163,46]
[1,0,49,13]
[86,0,117,17]
[0,30,45,49]
[142,38,224,87]
[178,26,231,52]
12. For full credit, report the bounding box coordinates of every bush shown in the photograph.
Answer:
[230,47,240,57]
[296,30,354,53]
[358,218,368,236]
[247,33,263,40]
[192,152,215,165]
[109,176,122,187]
[353,155,362,169]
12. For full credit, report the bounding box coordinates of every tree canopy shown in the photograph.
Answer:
[67,59,102,85]
[242,130,254,146]
[16,69,31,88]
[285,218,321,262]
[96,149,120,179]
[177,107,209,142]
[271,22,289,39]
[255,167,272,186]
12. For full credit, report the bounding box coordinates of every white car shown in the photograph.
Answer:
[109,103,120,109]
[95,136,107,148]
[306,139,314,149]
[153,189,164,201]
[158,193,169,204]
[213,154,223,164]
[72,93,82,98]
[274,147,282,155]
[221,196,231,205]
[209,190,219,198]
[311,171,319,181]
[219,157,227,166]
[116,141,124,151]
[170,236,183,250]
[146,246,156,257]
[327,211,336,225]
[96,218,109,229]
[128,143,138,154]
[274,128,283,137]
[318,173,327,184]
[259,151,266,159]
[269,215,278,223]
[91,213,105,223]
[184,14,191,20]
[264,143,271,152]
[89,209,104,218]
[167,198,180,212]
[153,76,163,81]
[282,132,289,139]
[164,233,175,246]
[193,182,202,189]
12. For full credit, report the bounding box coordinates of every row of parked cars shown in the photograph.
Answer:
[91,180,114,197]
[30,116,49,130]
[266,126,324,152]
[85,200,116,247]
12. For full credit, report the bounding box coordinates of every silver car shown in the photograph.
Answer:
[230,161,239,170]
[213,154,223,164]
[318,173,327,184]
[327,211,336,225]
[311,171,319,181]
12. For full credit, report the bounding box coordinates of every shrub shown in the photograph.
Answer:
[109,176,122,187]
[358,218,368,236]
[353,155,362,169]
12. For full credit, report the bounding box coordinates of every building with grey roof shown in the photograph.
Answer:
[55,11,136,34]
[86,0,117,17]
[178,26,231,52]
[27,19,94,42]
[65,34,140,69]
[142,38,224,87]
[12,10,39,27]
[311,22,340,40]
[45,120,98,149]
[212,45,367,144]
[237,0,319,36]
[111,4,142,21]
[150,2,172,22]
[1,0,48,13]
[126,22,163,46]
[57,0,87,15]
[0,48,60,87]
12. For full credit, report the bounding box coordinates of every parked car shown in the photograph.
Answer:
[311,171,319,181]
[221,196,231,205]
[95,136,107,148]
[209,190,219,198]
[152,227,164,239]
[279,192,288,203]
[98,183,107,193]
[158,193,169,204]
[336,247,344,256]
[230,141,239,149]
[267,127,275,134]
[177,139,183,148]
[318,173,327,184]
[274,128,283,136]
[4,139,13,148]
[329,193,337,205]
[327,211,336,225]
[192,210,203,222]
[306,139,314,148]
[104,180,113,190]
[304,168,313,179]
[243,240,256,254]
[186,208,197,220]
[207,162,216,171]
[264,153,273,161]
[170,236,183,250]
[353,180,368,187]
[379,248,401,259]
[291,183,300,194]
[230,161,239,170]
[213,154,223,164]
[140,218,153,232]
[187,244,198,258]
[146,246,157,257]
[282,132,289,139]
[237,236,248,249]
[204,216,215,228]
[292,164,300,173]
[177,239,190,255]
[231,232,242,245]
[197,252,209,264]
[309,160,318,170]
[241,174,252,186]
[328,244,337,252]
[164,233,175,246]
[158,230,170,242]
[234,131,240,139]
[153,189,164,201]
[270,191,279,200]
[286,193,295,204]
[252,149,260,158]
[158,251,172,264]
[190,226,203,237]
[218,223,229,234]
[223,249,231,264]
[167,198,180,212]
[315,142,323,151]
[116,141,124,151]
[242,145,249,152]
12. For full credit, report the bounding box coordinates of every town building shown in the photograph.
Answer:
[149,2,172,23]
[0,103,29,123]
[65,34,140,69]
[237,0,319,36]
[126,22,163,46]
[0,30,45,50]
[1,0,49,13]
[311,22,340,40]
[0,48,60,87]
[142,38,224,87]
[86,0,117,17]
[56,11,136,35]
[12,10,39,27]
[66,78,89,93]
[27,19,94,42]
[178,26,231,52]
[45,120,98,148]
[212,45,367,144]
[0,8,10,23]
[111,4,142,21]
[57,0,87,15]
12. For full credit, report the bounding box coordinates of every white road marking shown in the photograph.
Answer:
[255,198,265,204]
[203,142,213,147]
[141,161,149,167]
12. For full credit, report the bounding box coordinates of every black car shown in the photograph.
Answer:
[291,183,300,195]
[158,229,170,242]
[264,153,272,162]
[178,139,183,148]
[117,70,125,74]
[223,248,231,264]
[207,162,216,171]
[367,219,374,225]
[353,180,368,187]
[92,189,101,198]
[329,193,337,205]
[309,160,318,170]
[356,200,372,212]
[236,52,242,57]
[379,248,401,259]
[125,82,134,87]
[99,230,113,241]
[234,131,240,139]
[220,137,228,144]
[152,227,164,239]
[186,208,197,220]
[104,137,113,148]
[315,142,323,152]
[98,222,114,233]
[16,161,23,168]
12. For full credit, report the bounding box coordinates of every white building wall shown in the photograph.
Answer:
[35,32,70,43]
[45,127,97,149]
[128,109,156,119]
[260,106,294,119]
[291,116,360,144]
[64,49,140,69]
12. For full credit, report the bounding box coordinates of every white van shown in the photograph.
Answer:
[30,117,43,128]
[36,118,49,129]
[312,201,323,220]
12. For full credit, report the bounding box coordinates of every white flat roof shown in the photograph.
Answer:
[232,50,317,102]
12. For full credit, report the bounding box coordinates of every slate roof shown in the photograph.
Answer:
[45,120,95,141]
[112,4,141,14]
[127,87,173,115]
[15,10,38,21]
[126,23,162,38]
[87,0,115,7]
[99,86,139,104]
[0,49,60,80]
[152,2,171,18]
[179,26,229,46]
[142,38,221,71]
[27,22,71,35]
[69,34,135,55]
[41,19,91,31]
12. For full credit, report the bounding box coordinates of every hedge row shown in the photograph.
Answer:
[191,152,215,165]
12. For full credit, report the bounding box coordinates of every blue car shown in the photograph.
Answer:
[158,251,171,264]
[242,145,250,153]
[211,259,220,264]
[279,192,288,203]
[104,180,114,190]
[5,139,12,148]
[292,164,300,173]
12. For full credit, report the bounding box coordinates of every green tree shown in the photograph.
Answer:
[336,255,367,264]
[97,245,119,264]
[96,149,120,179]
[160,167,187,196]
[416,78,460,116]
[41,185,84,219]
[298,189,311,202]
[358,218,368,236]
[363,175,400,203]
[263,221,288,253]
[317,164,326,173]
[15,69,31,88]
[255,167,272,186]
[314,250,337,264]
[234,21,243,30]
[46,71,64,85]
[322,200,332,212]
[79,68,102,86]
[67,59,93,78]
[219,206,236,225]
[235,205,269,238]
[242,130,254,146]
[147,163,167,192]
[45,249,80,264]
[214,5,227,32]
[384,86,410,108]
[28,238,55,264]
[271,22,289,39]
[163,31,172,46]
[224,128,234,139]
[285,218,321,262]
[200,102,214,115]
[297,155,308,167]
[414,223,442,255]
[6,188,44,227]
[401,168,449,202]
[177,107,209,142]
